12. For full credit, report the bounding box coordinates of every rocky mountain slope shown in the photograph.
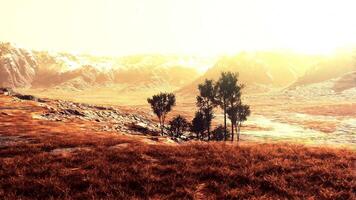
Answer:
[288,52,355,89]
[0,43,38,88]
[284,52,356,97]
[0,42,202,91]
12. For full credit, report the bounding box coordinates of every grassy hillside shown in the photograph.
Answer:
[0,94,355,199]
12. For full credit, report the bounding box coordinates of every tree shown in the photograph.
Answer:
[236,104,250,141]
[147,92,176,136]
[211,125,230,141]
[227,105,238,141]
[215,72,239,141]
[190,111,205,139]
[168,115,190,138]
[197,79,217,140]
[228,82,244,141]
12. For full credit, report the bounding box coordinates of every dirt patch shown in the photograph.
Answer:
[297,104,356,117]
[50,147,92,157]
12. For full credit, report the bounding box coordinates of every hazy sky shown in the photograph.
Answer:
[1,0,355,55]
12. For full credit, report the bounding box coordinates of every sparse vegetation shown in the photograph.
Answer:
[0,80,355,200]
[147,72,250,142]
[228,103,251,141]
[190,111,206,139]
[192,72,249,142]
[196,79,217,140]
[211,125,228,141]
[168,115,190,138]
[147,92,176,136]
[215,72,247,141]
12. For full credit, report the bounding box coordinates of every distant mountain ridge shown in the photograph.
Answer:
[0,42,203,90]
[0,43,38,88]
[178,52,323,95]
[2,42,355,96]
[288,52,355,90]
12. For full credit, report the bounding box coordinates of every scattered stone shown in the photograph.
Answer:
[8,91,161,138]
[0,87,14,95]
[13,93,37,101]
[149,137,159,141]
[62,109,85,116]
[12,93,46,102]
[110,143,130,149]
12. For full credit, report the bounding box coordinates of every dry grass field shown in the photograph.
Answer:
[0,94,355,199]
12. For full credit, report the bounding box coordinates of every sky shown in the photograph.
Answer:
[0,0,355,56]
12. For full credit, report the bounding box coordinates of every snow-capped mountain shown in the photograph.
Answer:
[0,42,206,90]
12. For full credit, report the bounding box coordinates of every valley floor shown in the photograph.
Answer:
[0,94,355,199]
[17,88,356,148]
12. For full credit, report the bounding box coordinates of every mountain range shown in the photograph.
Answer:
[1,42,355,96]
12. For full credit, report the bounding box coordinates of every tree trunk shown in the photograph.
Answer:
[161,118,165,136]
[237,122,241,141]
[159,119,163,136]
[231,122,234,142]
[223,103,227,141]
[235,124,238,142]
[207,126,210,141]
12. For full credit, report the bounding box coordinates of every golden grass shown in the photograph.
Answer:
[0,94,355,199]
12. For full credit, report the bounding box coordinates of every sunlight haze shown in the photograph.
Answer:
[1,0,355,56]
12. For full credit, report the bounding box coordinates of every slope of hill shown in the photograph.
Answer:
[283,51,356,98]
[289,52,355,89]
[0,42,38,88]
[333,71,356,92]
[178,52,319,95]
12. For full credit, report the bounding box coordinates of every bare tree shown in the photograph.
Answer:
[147,92,176,136]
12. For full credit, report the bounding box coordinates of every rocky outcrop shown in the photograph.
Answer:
[38,97,160,135]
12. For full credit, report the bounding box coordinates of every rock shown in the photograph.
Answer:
[12,93,46,102]
[13,93,37,101]
[1,112,9,116]
[0,87,14,95]
[110,143,130,149]
[127,122,159,135]
[128,122,148,133]
[62,109,85,117]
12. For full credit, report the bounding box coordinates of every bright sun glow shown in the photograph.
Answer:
[0,0,355,56]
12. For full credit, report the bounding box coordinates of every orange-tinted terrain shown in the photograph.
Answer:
[1,94,355,199]
[1,1,356,199]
